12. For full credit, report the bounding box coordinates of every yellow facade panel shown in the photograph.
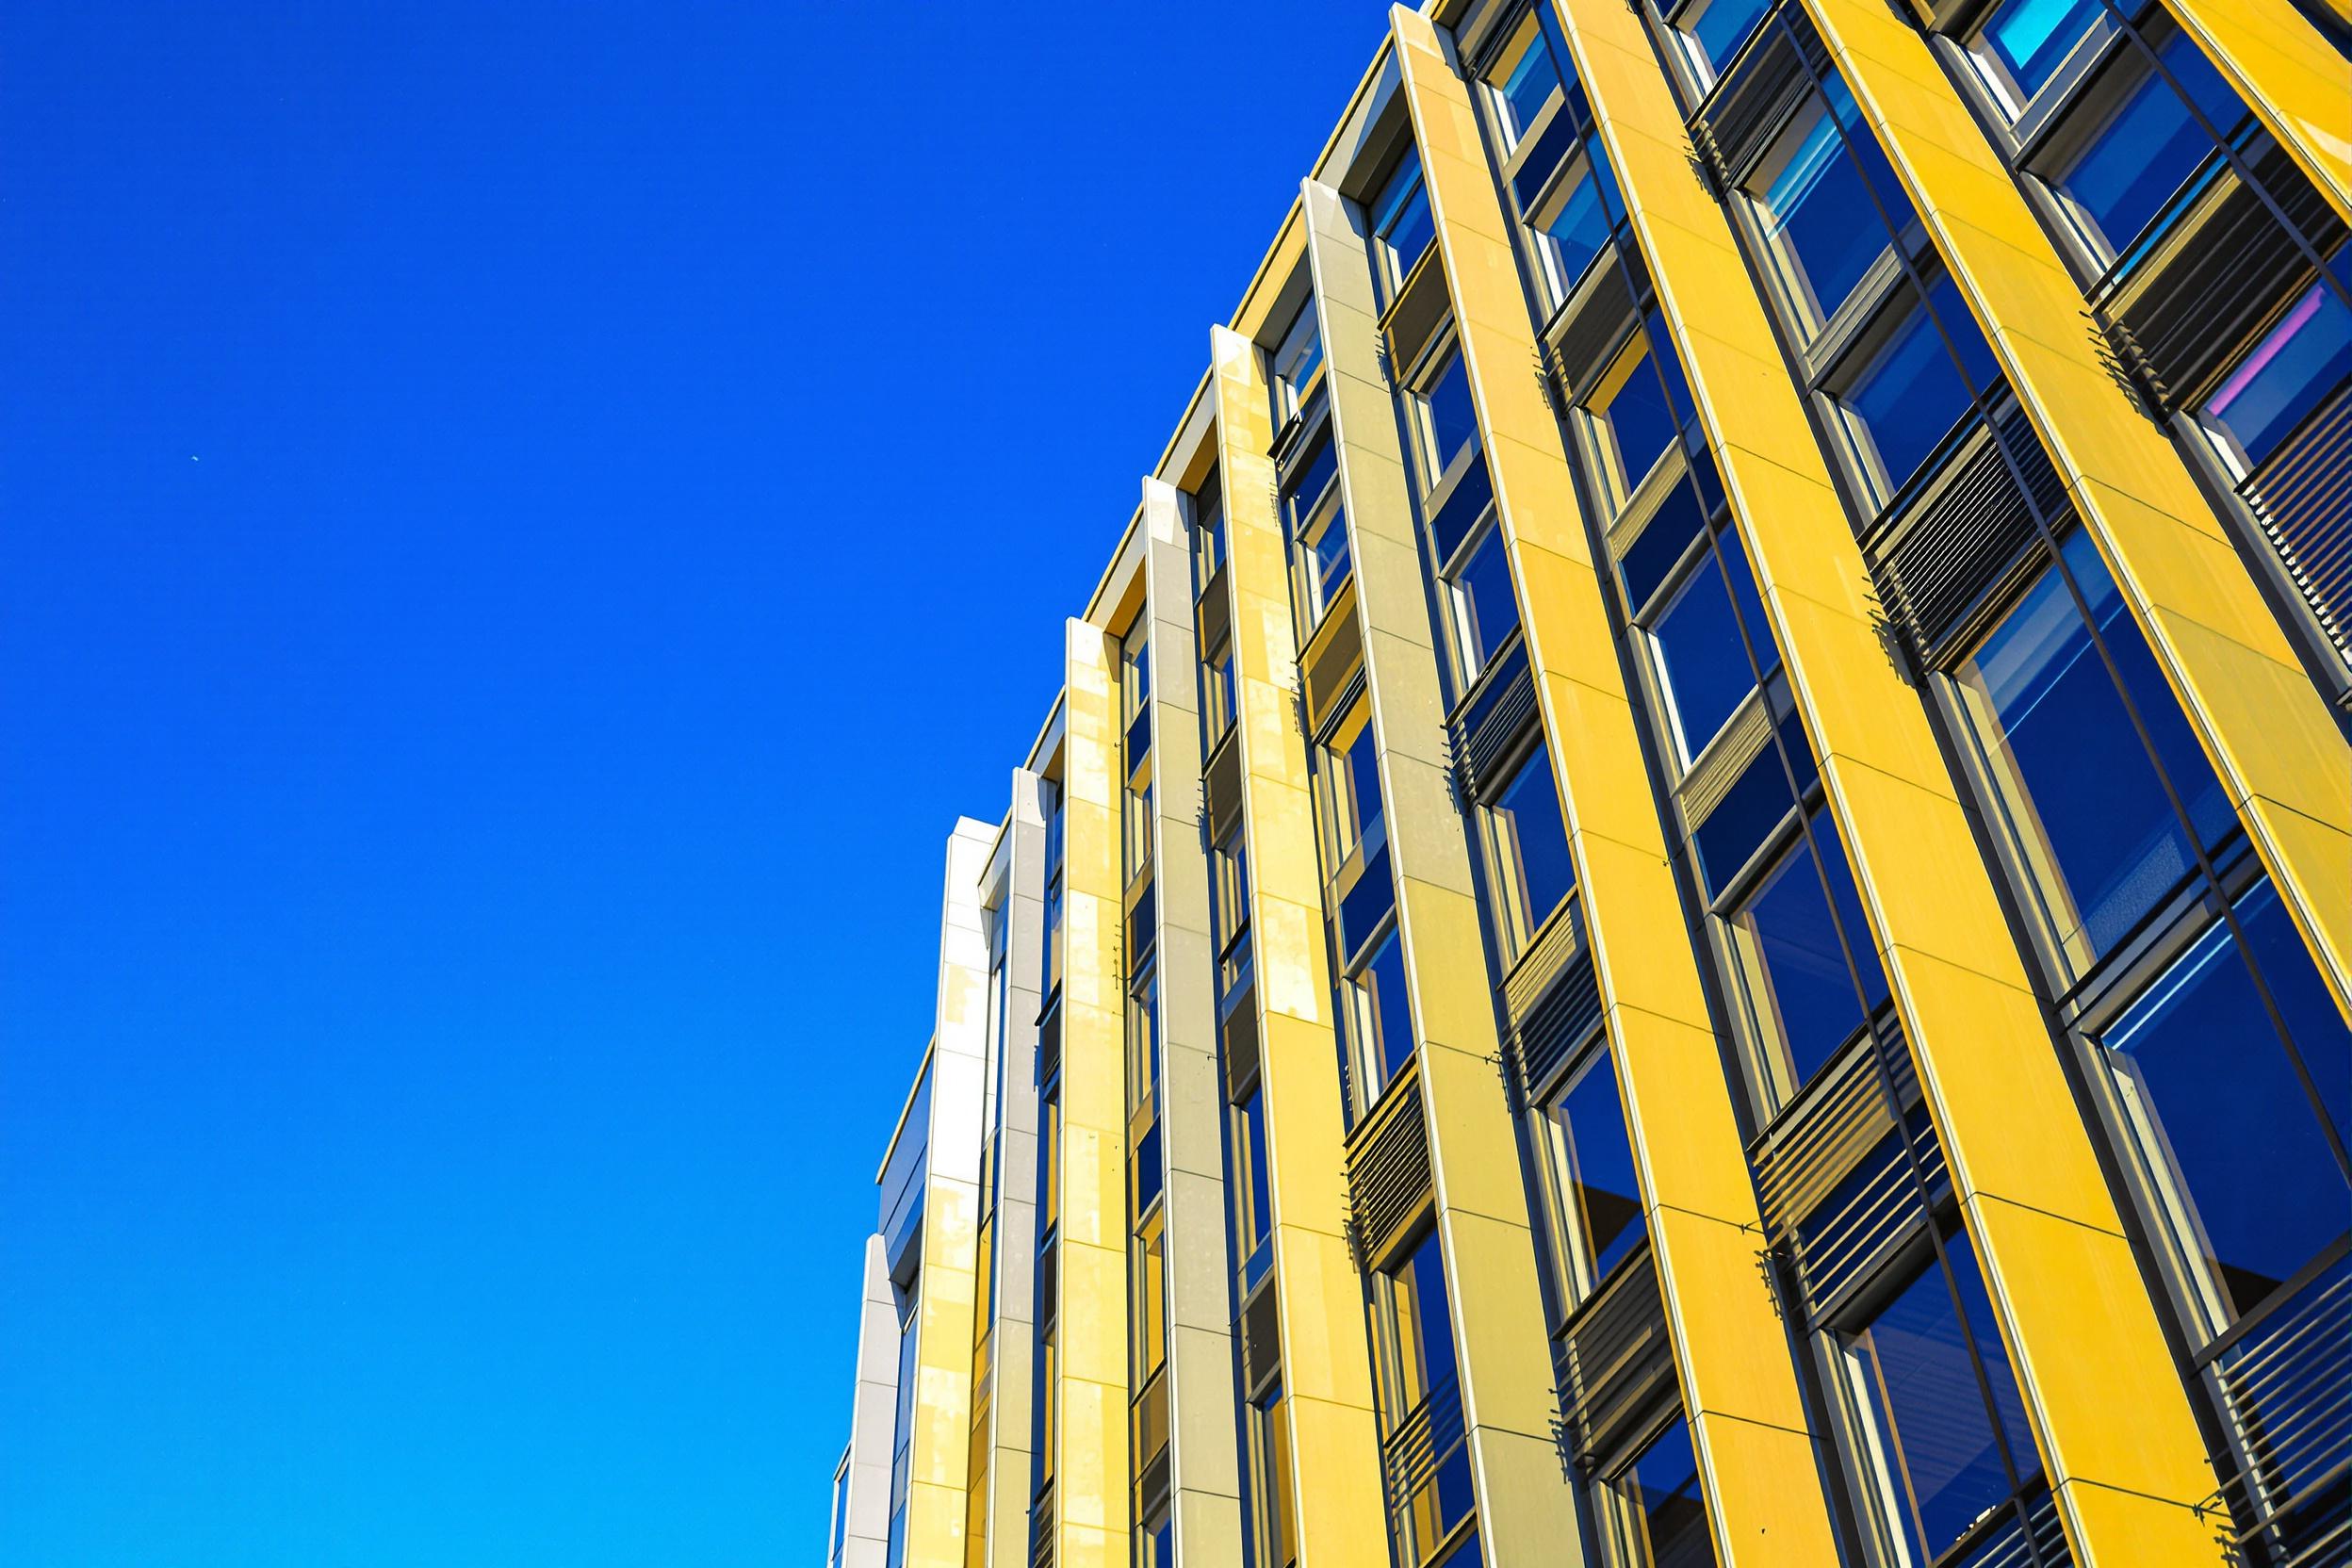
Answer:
[2165,0,2352,222]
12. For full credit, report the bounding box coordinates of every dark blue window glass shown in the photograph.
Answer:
[1241,1087,1272,1289]
[1550,1050,1646,1295]
[1845,1231,2040,1564]
[1616,1419,1711,1568]
[1694,747,1798,897]
[1620,482,1707,613]
[1954,531,2233,971]
[1600,344,1684,491]
[2201,278,2352,471]
[1374,154,1436,294]
[2054,30,2243,260]
[1539,161,1615,298]
[1494,19,1562,144]
[1422,351,1479,481]
[1681,0,1771,81]
[1452,523,1522,677]
[2095,880,2351,1321]
[1649,546,1760,765]
[1493,741,1575,936]
[1728,810,1875,1092]
[1843,284,1983,498]
[1720,529,1780,681]
[1749,78,1903,332]
[1361,926,1414,1087]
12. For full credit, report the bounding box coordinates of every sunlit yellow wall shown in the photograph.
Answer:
[1390,9,1843,1562]
[1210,325,1392,1568]
[1054,621,1132,1568]
[2165,0,2352,222]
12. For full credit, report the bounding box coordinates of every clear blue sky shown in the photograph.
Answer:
[0,6,1382,1563]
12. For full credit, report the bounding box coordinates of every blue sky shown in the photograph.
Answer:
[0,6,1382,1562]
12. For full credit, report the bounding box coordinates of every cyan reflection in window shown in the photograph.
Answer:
[1492,740,1576,939]
[1839,1231,2040,1564]
[1952,530,2234,976]
[1966,0,2104,117]
[1674,0,1772,88]
[1745,76,1906,335]
[1837,275,1998,503]
[2200,275,2352,475]
[1646,528,1776,767]
[2096,878,2351,1326]
[2049,27,2242,264]
[1724,806,1886,1099]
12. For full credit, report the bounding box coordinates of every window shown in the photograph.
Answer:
[1482,740,1575,955]
[1527,150,1617,309]
[1132,1212,1168,1387]
[2090,878,2350,1331]
[1250,1381,1299,1568]
[1202,636,1237,753]
[1273,302,1324,424]
[1484,11,1564,149]
[1444,515,1522,683]
[1042,788,1066,995]
[828,1447,852,1568]
[1643,528,1774,768]
[1834,1231,2041,1567]
[1595,1416,1710,1568]
[1413,349,1480,490]
[2042,25,2242,266]
[1744,77,1904,338]
[1536,1047,1646,1307]
[888,1280,922,1567]
[1585,335,1690,501]
[1373,150,1437,303]
[1827,274,1998,506]
[1287,440,1350,627]
[1233,1084,1275,1290]
[1722,806,1887,1106]
[1672,0,1771,90]
[1193,470,1226,586]
[1321,704,1387,864]
[1377,1227,1473,1562]
[1212,830,1251,996]
[1949,531,2234,981]
[1141,1511,1173,1568]
[1346,924,1416,1100]
[2198,275,2352,478]
[1961,0,2106,119]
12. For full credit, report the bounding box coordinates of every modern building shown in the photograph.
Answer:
[824,1,2351,1565]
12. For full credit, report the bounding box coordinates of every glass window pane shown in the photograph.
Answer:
[1746,84,1898,333]
[1492,742,1575,937]
[1450,521,1521,678]
[1534,157,1613,302]
[1420,351,1479,481]
[1619,482,1707,614]
[1594,342,1684,494]
[1612,1418,1711,1568]
[1391,1227,1460,1410]
[1648,547,1760,767]
[1308,509,1351,620]
[1549,1051,1646,1296]
[1374,154,1435,294]
[1953,535,2232,972]
[1841,286,1980,499]
[1274,302,1324,420]
[1843,1232,2038,1564]
[1970,0,2104,113]
[2095,883,2350,1322]
[1489,14,1562,146]
[1680,0,1771,83]
[1355,928,1415,1093]
[2051,32,2239,260]
[2200,279,2352,473]
[1726,822,1872,1095]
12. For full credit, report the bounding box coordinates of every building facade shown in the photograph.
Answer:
[826,2,2351,1566]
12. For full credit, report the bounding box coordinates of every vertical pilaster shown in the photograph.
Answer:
[1299,175,1583,1562]
[1543,0,2233,1559]
[983,774,1050,1568]
[1390,8,1845,1564]
[1139,480,1248,1562]
[2163,0,2352,222]
[844,1234,900,1568]
[1054,622,1132,1568]
[908,820,1001,1568]
[1211,323,1391,1567]
[1798,0,2352,1018]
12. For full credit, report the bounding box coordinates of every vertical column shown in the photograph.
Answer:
[984,773,1050,1568]
[1210,323,1391,1567]
[1542,0,2231,1560]
[1800,0,2352,1016]
[1139,479,1247,1561]
[844,1234,900,1568]
[1299,177,1583,1562]
[2163,0,2352,222]
[1388,8,1845,1565]
[908,820,1001,1568]
[1054,621,1132,1568]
